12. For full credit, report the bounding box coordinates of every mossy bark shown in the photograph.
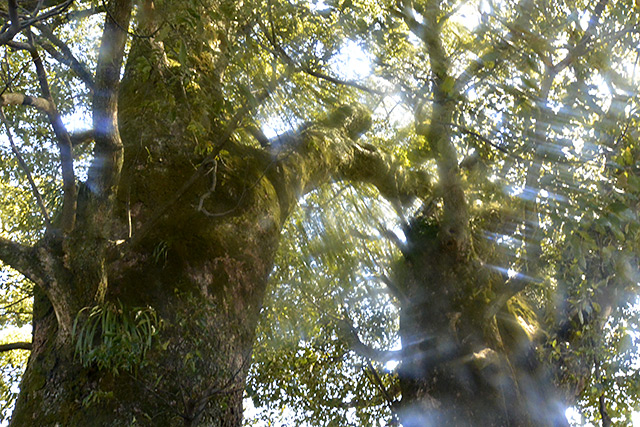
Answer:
[395,212,569,426]
[9,6,271,423]
[12,133,283,426]
[9,4,425,422]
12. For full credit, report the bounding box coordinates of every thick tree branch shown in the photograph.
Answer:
[7,38,78,231]
[347,326,403,363]
[0,237,44,287]
[0,0,74,42]
[0,342,31,352]
[268,104,432,216]
[27,36,77,231]
[122,76,284,252]
[332,313,403,364]
[35,24,95,91]
[86,0,132,204]
[393,4,427,38]
[340,141,431,203]
[0,92,53,113]
[69,128,95,146]
[0,0,21,46]
[418,0,469,248]
[454,38,514,93]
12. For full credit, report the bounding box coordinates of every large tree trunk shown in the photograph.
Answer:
[389,1,573,423]
[12,163,281,425]
[395,210,570,426]
[11,36,283,422]
[8,1,424,422]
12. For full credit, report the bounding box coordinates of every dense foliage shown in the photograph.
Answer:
[0,0,638,425]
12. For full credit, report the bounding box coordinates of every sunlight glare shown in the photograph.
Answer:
[385,360,399,371]
[451,3,481,30]
[308,0,330,11]
[373,95,413,128]
[329,40,372,81]
[579,12,590,31]
[565,407,581,425]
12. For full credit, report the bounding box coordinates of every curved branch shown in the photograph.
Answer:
[0,0,74,43]
[0,0,21,46]
[7,38,78,232]
[0,237,44,288]
[349,329,404,364]
[27,37,77,232]
[332,313,403,364]
[267,104,432,216]
[340,141,431,203]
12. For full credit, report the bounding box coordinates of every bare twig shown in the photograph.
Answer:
[0,294,33,313]
[298,63,385,96]
[455,125,510,154]
[260,18,385,96]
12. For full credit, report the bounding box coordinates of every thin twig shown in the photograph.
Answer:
[365,359,399,424]
[0,294,33,313]
[0,107,51,225]
[260,17,385,96]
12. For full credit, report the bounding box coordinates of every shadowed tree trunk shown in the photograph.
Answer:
[395,209,570,426]
[389,1,581,424]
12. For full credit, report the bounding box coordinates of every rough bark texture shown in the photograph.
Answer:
[395,210,569,426]
[8,1,426,424]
